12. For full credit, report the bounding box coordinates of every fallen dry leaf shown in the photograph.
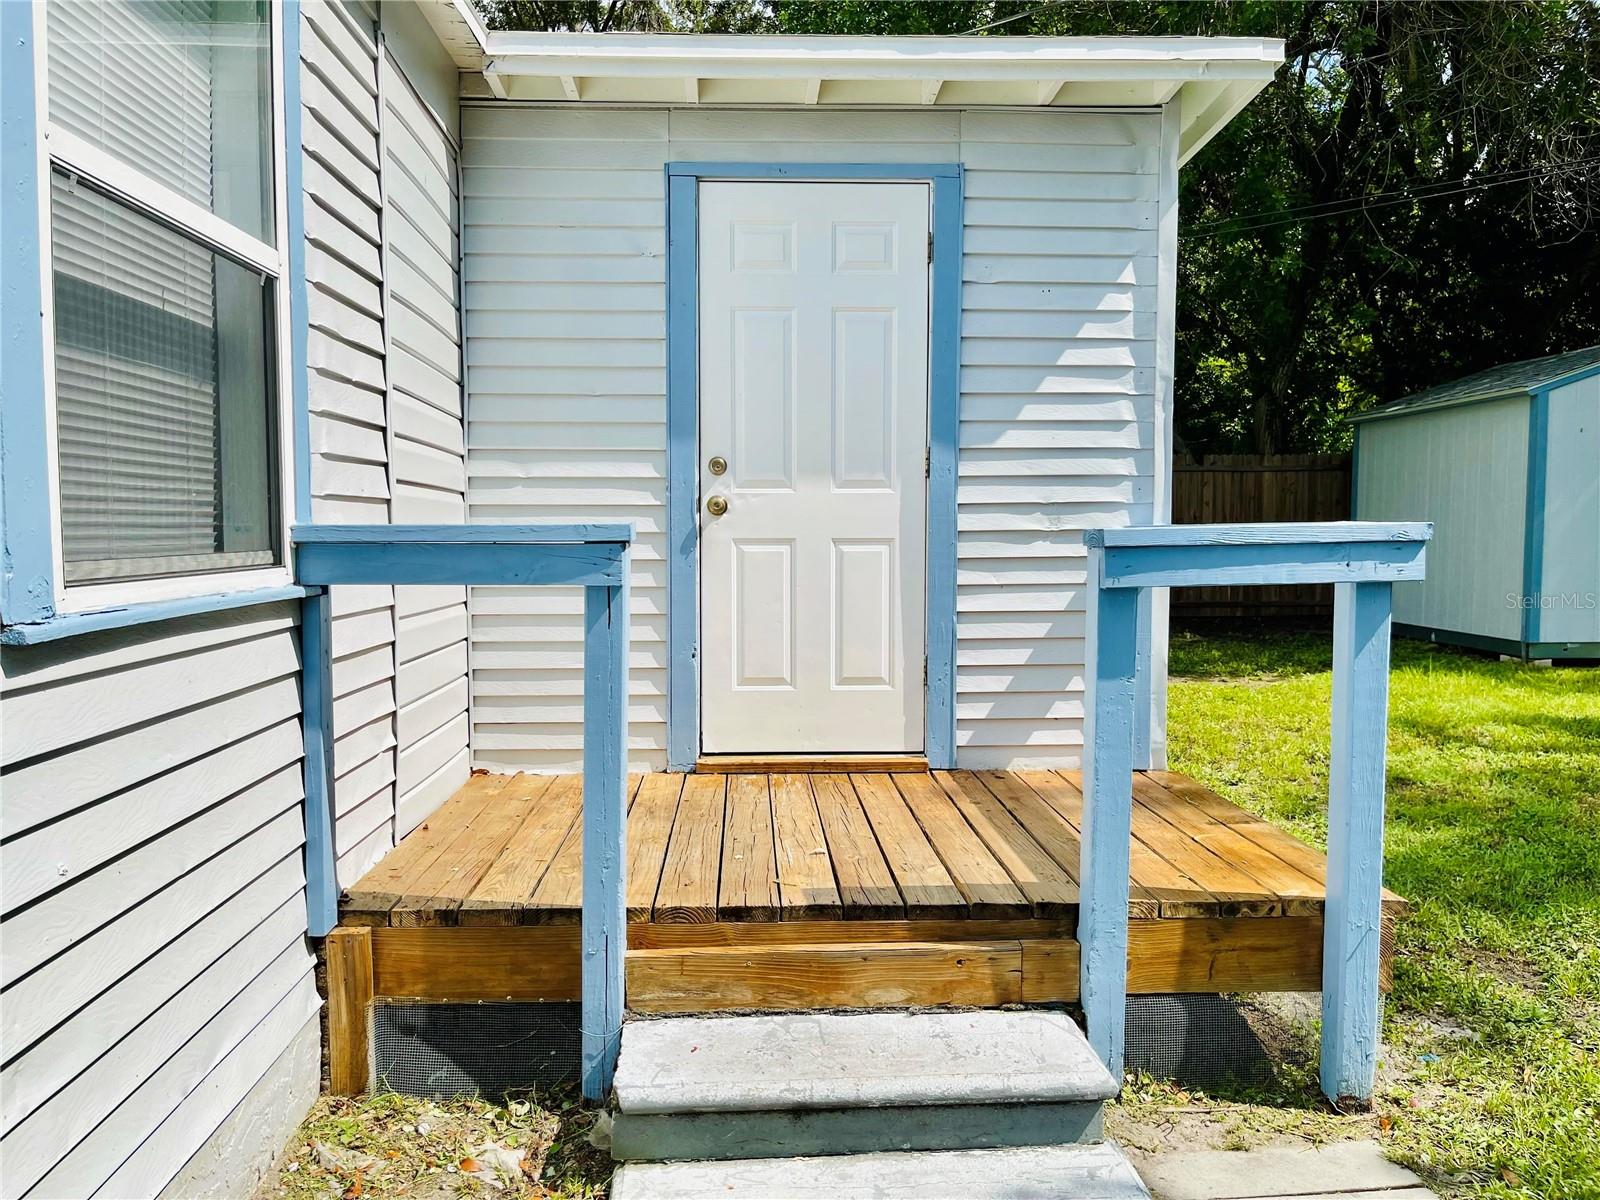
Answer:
[1502,1168,1524,1188]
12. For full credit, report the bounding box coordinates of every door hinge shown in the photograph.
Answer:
[925,448,931,478]
[927,232,934,263]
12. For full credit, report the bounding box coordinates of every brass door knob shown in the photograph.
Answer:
[708,455,728,476]
[706,495,729,516]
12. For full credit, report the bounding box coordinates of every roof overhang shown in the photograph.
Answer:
[416,7,1281,165]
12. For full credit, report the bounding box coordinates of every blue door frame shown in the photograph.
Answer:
[664,162,964,770]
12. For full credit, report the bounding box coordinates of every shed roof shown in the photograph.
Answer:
[416,1,1281,165]
[1349,344,1600,424]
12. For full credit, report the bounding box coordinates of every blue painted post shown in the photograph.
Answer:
[300,588,339,936]
[1079,543,1141,1079]
[581,570,630,1101]
[1322,579,1393,1105]
[1131,587,1153,770]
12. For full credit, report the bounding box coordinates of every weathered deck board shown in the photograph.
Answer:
[458,774,581,926]
[853,773,966,918]
[937,771,1078,918]
[769,773,843,919]
[718,774,780,921]
[345,768,1400,927]
[812,774,902,919]
[624,773,685,921]
[654,774,726,923]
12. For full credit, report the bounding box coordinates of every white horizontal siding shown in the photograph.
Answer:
[461,105,1161,771]
[303,0,470,870]
[303,0,398,883]
[956,110,1158,766]
[381,46,471,833]
[0,606,318,1200]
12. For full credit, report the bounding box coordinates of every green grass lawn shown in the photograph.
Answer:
[1166,630,1600,1199]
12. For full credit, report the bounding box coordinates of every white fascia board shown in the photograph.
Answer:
[415,0,490,69]
[1177,77,1275,165]
[484,36,1283,84]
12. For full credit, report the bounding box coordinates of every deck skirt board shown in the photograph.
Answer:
[343,768,1401,928]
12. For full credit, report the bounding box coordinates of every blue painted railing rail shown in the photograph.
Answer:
[293,524,633,1100]
[1081,521,1430,1106]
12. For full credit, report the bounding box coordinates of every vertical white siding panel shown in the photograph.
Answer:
[381,44,470,829]
[302,0,398,877]
[1356,399,1529,641]
[461,105,1158,771]
[1540,377,1600,645]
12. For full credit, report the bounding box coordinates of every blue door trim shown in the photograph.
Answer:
[1520,387,1550,649]
[664,161,963,770]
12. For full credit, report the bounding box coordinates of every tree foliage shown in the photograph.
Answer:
[476,0,1600,452]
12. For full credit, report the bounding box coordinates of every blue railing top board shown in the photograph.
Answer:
[1085,521,1432,549]
[292,523,634,545]
[290,525,635,589]
[1087,521,1433,590]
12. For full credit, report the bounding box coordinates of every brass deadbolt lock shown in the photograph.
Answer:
[706,495,729,517]
[708,456,728,476]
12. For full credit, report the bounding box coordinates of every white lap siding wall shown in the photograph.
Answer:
[0,607,320,1198]
[303,0,469,879]
[0,10,469,1196]
[461,106,1161,772]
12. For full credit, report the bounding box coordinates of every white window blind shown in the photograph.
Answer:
[51,174,277,583]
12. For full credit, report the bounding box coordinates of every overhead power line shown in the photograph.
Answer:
[1184,155,1600,240]
[963,1,1069,35]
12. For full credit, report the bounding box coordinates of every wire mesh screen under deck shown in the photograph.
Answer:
[1123,994,1276,1089]
[371,1001,582,1098]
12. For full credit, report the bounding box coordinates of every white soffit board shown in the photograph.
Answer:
[419,18,1281,163]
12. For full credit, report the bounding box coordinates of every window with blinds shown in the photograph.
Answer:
[43,0,281,588]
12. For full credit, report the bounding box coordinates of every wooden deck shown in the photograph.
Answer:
[326,768,1405,1090]
[344,768,1396,928]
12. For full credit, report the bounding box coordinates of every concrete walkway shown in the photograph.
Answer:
[1129,1141,1437,1200]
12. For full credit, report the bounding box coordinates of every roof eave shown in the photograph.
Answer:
[471,34,1279,140]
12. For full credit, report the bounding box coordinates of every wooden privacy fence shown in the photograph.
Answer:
[1171,455,1351,618]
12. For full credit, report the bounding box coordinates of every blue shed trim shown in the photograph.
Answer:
[663,161,963,769]
[0,2,58,627]
[1348,426,1360,521]
[1520,387,1550,647]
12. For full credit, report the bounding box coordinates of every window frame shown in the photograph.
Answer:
[34,0,297,616]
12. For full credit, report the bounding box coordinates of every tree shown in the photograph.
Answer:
[475,0,1600,453]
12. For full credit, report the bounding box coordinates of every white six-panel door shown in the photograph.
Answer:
[699,181,930,754]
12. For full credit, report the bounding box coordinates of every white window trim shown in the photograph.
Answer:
[38,1,298,616]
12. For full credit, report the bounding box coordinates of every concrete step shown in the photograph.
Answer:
[611,1010,1118,1162]
[611,1141,1152,1200]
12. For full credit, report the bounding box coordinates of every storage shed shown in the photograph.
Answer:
[1352,345,1600,661]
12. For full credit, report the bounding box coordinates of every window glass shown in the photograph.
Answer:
[51,172,279,584]
[47,0,275,244]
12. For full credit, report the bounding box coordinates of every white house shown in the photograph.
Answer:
[1,5,1318,1196]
